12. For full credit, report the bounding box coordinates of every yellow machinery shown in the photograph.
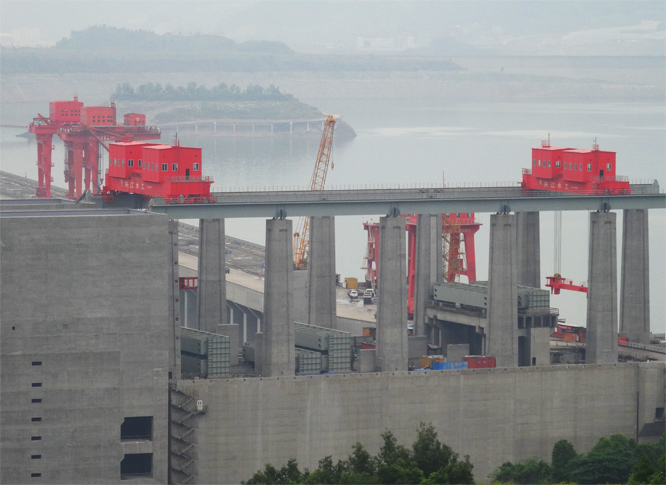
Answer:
[293,115,336,269]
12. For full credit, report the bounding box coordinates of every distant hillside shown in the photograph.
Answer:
[0,26,461,74]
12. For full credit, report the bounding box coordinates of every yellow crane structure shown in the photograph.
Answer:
[293,115,336,269]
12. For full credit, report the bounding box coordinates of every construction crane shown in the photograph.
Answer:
[293,115,336,269]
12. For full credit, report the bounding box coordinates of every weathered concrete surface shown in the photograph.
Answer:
[308,216,336,328]
[587,211,618,364]
[376,216,408,372]
[414,214,443,337]
[179,362,665,485]
[515,211,541,288]
[487,214,518,367]
[263,219,295,377]
[620,209,650,344]
[197,218,228,333]
[1,212,170,484]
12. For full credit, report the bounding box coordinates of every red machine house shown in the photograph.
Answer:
[523,141,630,195]
[103,140,214,203]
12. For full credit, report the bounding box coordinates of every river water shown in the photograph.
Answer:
[1,98,664,331]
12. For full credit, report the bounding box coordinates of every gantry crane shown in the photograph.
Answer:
[293,115,336,269]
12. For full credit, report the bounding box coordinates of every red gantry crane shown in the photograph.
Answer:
[29,97,161,199]
[362,213,481,318]
[293,115,336,269]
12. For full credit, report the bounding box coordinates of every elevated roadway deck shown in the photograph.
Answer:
[150,184,665,219]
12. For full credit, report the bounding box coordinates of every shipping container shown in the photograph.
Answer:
[463,356,496,369]
[345,277,358,289]
[420,356,433,369]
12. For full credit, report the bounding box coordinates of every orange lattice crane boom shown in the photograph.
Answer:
[293,115,336,269]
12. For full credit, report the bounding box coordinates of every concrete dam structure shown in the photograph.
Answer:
[1,186,664,483]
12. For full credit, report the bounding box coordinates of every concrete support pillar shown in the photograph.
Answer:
[308,216,337,328]
[620,209,650,344]
[414,214,443,338]
[168,221,181,379]
[262,219,295,377]
[515,211,541,288]
[292,269,309,325]
[243,312,248,343]
[376,216,408,372]
[586,211,618,364]
[197,219,228,333]
[487,214,518,367]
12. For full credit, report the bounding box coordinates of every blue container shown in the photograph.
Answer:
[452,361,469,370]
[432,361,445,370]
[441,362,452,370]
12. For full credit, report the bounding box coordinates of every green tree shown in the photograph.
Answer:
[489,457,552,484]
[551,439,577,482]
[411,422,454,477]
[243,458,304,484]
[628,453,658,485]
[377,429,411,467]
[376,458,424,485]
[567,434,638,485]
[423,455,475,484]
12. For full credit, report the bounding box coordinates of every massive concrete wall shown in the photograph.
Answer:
[0,212,170,484]
[179,363,665,485]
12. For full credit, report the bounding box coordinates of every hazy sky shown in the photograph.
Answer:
[1,0,664,55]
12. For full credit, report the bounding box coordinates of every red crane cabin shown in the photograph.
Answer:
[105,141,213,202]
[524,144,627,194]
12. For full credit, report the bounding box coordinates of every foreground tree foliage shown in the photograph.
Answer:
[490,432,665,485]
[243,423,474,484]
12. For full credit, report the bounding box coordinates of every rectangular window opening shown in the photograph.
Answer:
[31,455,41,460]
[162,163,168,171]
[31,473,41,478]
[121,416,153,441]
[31,399,42,404]
[172,163,178,171]
[32,362,42,366]
[31,417,42,422]
[31,436,41,441]
[121,453,153,480]
[32,383,42,388]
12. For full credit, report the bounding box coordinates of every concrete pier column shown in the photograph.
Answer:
[414,214,443,338]
[262,219,295,377]
[487,214,518,367]
[376,216,408,372]
[586,211,618,364]
[308,216,337,328]
[168,221,181,378]
[197,219,228,333]
[620,209,650,344]
[515,211,541,288]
